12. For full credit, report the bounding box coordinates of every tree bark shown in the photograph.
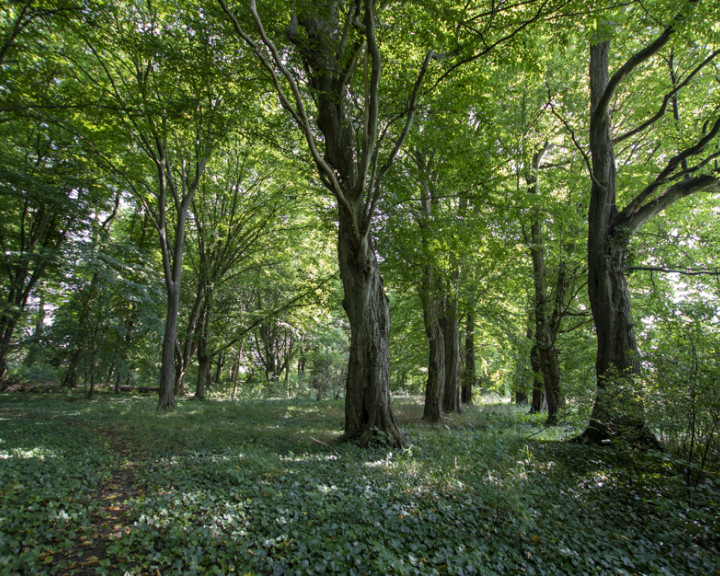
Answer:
[158,281,179,409]
[422,266,445,424]
[525,144,564,425]
[218,0,434,447]
[528,344,545,414]
[461,309,475,405]
[441,293,462,414]
[194,303,211,401]
[582,40,655,443]
[338,203,402,445]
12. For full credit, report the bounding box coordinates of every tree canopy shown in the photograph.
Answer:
[1,0,719,451]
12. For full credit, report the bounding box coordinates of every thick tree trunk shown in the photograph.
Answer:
[461,310,475,405]
[195,353,210,401]
[338,205,402,447]
[585,233,647,441]
[422,268,445,423]
[582,40,654,444]
[158,283,179,410]
[441,294,462,414]
[528,345,545,414]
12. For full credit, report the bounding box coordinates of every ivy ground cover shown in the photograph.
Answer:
[0,393,718,575]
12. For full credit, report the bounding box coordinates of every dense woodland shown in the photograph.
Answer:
[1,0,720,571]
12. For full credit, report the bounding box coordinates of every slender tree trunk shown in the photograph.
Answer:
[338,204,402,446]
[195,354,210,401]
[22,289,46,368]
[0,318,17,381]
[194,294,212,400]
[212,352,223,387]
[526,144,563,424]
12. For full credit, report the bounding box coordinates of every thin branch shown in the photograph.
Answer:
[626,265,720,277]
[546,86,598,186]
[614,48,720,144]
[217,0,359,238]
[363,49,436,236]
[620,114,720,221]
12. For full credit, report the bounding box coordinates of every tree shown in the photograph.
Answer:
[217,0,437,446]
[79,1,243,408]
[0,0,105,381]
[581,0,720,443]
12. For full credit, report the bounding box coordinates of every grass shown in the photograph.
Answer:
[0,392,718,575]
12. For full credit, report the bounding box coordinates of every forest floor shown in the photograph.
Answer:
[0,392,718,575]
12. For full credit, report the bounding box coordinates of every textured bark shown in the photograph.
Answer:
[528,345,545,414]
[219,0,433,447]
[525,144,563,425]
[422,265,445,424]
[338,204,401,445]
[195,354,210,401]
[194,304,211,400]
[158,282,179,410]
[582,40,654,444]
[577,2,720,445]
[441,296,462,414]
[175,285,205,395]
[461,310,476,405]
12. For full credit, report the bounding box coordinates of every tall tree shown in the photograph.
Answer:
[218,0,437,445]
[581,0,720,443]
[0,0,103,380]
[79,1,241,408]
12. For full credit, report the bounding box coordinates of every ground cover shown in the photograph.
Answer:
[0,393,718,575]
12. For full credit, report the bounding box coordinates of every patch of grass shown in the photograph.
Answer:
[1,392,718,575]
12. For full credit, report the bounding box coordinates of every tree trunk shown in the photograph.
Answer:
[422,265,445,424]
[338,204,402,447]
[528,344,545,414]
[212,352,223,387]
[195,353,210,401]
[194,296,212,400]
[22,289,46,368]
[526,144,564,425]
[0,318,17,381]
[441,299,462,414]
[582,40,651,444]
[158,282,179,410]
[461,310,476,405]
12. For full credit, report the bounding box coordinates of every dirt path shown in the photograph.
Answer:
[59,426,145,575]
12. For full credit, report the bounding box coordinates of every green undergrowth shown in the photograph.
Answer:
[1,393,718,575]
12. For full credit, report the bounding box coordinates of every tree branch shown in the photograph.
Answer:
[626,265,720,276]
[623,172,720,233]
[614,48,720,144]
[363,49,436,236]
[620,113,720,221]
[217,0,359,239]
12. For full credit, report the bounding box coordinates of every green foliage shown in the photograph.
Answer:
[1,394,718,575]
[643,303,720,485]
